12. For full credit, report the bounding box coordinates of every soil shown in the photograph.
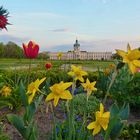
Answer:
[0,101,140,140]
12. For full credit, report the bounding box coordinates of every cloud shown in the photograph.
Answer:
[80,39,140,52]
[0,34,29,45]
[46,39,140,53]
[47,44,72,52]
[49,28,70,32]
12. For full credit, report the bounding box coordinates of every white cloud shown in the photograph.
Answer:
[0,34,29,45]
[46,39,140,53]
[49,28,70,32]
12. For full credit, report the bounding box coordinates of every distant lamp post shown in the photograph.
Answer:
[0,6,10,30]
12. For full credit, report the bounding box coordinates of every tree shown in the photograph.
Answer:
[0,41,24,58]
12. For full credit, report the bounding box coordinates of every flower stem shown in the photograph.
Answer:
[103,69,118,104]
[67,79,76,140]
[28,59,32,84]
[50,102,57,140]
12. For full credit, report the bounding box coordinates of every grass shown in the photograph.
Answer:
[0,58,114,71]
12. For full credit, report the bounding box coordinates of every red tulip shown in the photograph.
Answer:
[136,68,140,73]
[23,41,39,59]
[0,15,8,29]
[45,63,52,69]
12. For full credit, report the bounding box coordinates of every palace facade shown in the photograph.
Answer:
[48,39,112,60]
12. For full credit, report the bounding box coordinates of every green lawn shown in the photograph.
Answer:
[0,58,114,71]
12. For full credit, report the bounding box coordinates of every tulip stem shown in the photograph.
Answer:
[28,59,32,84]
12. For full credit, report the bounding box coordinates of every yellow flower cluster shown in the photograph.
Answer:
[27,65,110,136]
[0,85,12,97]
[27,77,46,104]
[46,81,72,106]
[87,103,110,135]
[81,78,97,96]
[116,44,140,74]
[57,52,63,60]
[104,64,116,76]
[68,65,88,82]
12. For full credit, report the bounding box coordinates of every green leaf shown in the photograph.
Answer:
[28,123,38,140]
[110,122,124,139]
[19,82,28,107]
[0,100,13,109]
[7,114,27,138]
[25,102,36,122]
[119,103,129,120]
[104,116,119,140]
[110,103,119,118]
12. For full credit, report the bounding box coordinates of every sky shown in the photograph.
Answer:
[0,0,140,52]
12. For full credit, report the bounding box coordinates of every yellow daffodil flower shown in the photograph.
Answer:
[27,77,46,104]
[68,65,88,82]
[0,86,12,97]
[45,81,72,107]
[81,78,97,96]
[87,103,110,136]
[57,52,63,60]
[108,64,116,70]
[116,44,140,74]
[104,68,110,76]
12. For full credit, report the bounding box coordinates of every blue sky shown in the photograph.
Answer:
[1,0,140,52]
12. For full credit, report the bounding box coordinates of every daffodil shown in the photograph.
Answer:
[27,77,46,104]
[45,81,72,107]
[68,65,88,82]
[87,103,110,136]
[108,64,116,70]
[81,78,97,96]
[0,86,12,97]
[57,52,63,60]
[116,44,140,74]
[104,68,110,76]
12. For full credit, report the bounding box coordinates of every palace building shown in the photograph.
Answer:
[48,39,112,60]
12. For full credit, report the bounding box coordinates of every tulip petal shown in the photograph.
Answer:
[28,41,34,48]
[23,43,29,57]
[32,45,39,58]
